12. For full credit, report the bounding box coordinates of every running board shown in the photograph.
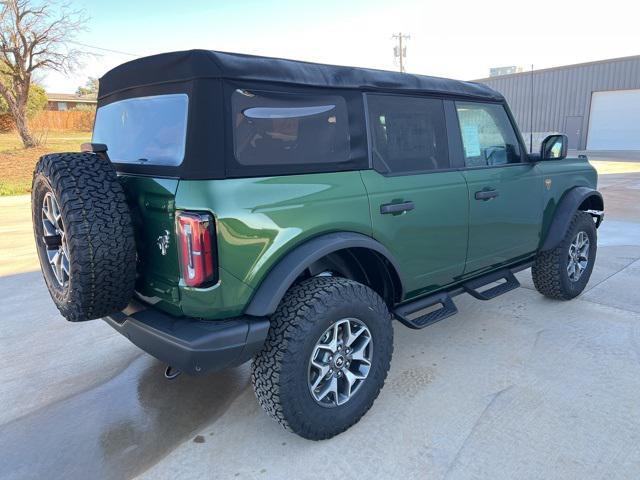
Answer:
[462,269,520,300]
[394,292,458,330]
[393,263,529,330]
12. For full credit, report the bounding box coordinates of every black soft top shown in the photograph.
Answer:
[99,49,502,101]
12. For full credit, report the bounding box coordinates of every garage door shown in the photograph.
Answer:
[587,89,640,150]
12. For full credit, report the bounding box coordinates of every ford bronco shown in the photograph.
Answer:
[32,50,604,440]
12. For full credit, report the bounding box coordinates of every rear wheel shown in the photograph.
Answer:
[532,211,597,300]
[251,276,393,440]
[32,152,137,321]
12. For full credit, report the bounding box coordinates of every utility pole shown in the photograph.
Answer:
[392,32,410,73]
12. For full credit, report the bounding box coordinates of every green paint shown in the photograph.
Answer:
[360,169,468,298]
[119,155,597,320]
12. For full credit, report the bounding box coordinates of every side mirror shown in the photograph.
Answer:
[540,134,568,160]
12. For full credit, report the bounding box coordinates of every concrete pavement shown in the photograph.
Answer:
[1,163,639,480]
[0,194,39,276]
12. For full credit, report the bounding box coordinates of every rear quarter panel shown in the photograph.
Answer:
[536,157,598,245]
[176,171,372,318]
[119,175,182,316]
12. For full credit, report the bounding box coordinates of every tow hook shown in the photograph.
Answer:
[164,365,182,380]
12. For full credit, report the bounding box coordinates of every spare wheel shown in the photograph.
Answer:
[31,152,137,322]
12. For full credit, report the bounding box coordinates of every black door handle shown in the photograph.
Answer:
[380,201,415,215]
[475,189,499,201]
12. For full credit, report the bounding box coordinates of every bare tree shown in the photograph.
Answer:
[0,0,86,147]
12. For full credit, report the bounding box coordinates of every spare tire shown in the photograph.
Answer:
[31,152,137,322]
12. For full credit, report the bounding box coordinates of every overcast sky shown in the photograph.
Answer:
[43,0,640,93]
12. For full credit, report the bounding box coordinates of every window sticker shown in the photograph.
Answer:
[461,124,481,157]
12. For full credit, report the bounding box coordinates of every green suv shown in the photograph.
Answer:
[32,50,604,440]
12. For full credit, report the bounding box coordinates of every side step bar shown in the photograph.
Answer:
[394,292,458,330]
[463,268,520,300]
[393,262,530,330]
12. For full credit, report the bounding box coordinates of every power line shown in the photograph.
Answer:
[68,40,140,57]
[392,32,410,73]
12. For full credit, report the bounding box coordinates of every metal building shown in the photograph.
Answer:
[475,55,640,151]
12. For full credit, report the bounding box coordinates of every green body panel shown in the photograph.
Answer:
[359,169,468,299]
[535,157,598,244]
[119,157,597,321]
[175,171,372,319]
[179,267,255,318]
[119,175,182,316]
[462,164,543,276]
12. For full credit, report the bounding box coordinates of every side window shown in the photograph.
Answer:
[231,89,350,166]
[455,102,521,167]
[366,94,449,174]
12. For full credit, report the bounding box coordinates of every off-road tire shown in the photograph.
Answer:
[532,211,597,300]
[251,276,393,440]
[32,152,137,322]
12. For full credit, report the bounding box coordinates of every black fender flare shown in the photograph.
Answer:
[244,232,404,317]
[540,187,604,251]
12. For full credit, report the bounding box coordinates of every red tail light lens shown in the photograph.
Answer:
[177,212,216,287]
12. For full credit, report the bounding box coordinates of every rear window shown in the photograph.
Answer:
[93,93,189,166]
[231,89,350,167]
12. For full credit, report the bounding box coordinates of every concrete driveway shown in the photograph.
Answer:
[1,160,639,480]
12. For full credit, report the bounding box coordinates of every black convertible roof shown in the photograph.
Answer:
[99,49,503,102]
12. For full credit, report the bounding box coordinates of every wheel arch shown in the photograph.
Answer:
[244,232,404,317]
[540,187,604,252]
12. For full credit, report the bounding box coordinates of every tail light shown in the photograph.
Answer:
[177,211,217,287]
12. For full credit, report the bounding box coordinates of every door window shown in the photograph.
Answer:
[366,94,449,174]
[455,102,521,167]
[231,89,350,167]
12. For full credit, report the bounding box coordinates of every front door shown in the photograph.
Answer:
[361,94,469,299]
[454,101,543,276]
[565,115,583,150]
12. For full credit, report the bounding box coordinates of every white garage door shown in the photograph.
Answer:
[587,89,640,150]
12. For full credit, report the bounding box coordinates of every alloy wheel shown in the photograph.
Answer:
[41,191,70,287]
[567,230,590,282]
[308,318,373,407]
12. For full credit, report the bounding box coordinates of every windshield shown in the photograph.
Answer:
[93,93,188,166]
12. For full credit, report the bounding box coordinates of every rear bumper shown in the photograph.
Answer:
[103,300,269,375]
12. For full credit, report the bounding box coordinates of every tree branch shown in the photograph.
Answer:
[0,0,88,147]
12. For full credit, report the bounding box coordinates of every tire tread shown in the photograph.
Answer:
[251,276,393,440]
[32,152,137,321]
[532,211,596,300]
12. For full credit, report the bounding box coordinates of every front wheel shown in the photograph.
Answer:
[251,276,393,440]
[532,211,597,300]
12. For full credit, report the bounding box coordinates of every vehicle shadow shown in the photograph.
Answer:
[0,355,252,480]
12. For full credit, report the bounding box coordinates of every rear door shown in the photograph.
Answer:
[454,101,543,275]
[361,94,468,299]
[119,175,181,309]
